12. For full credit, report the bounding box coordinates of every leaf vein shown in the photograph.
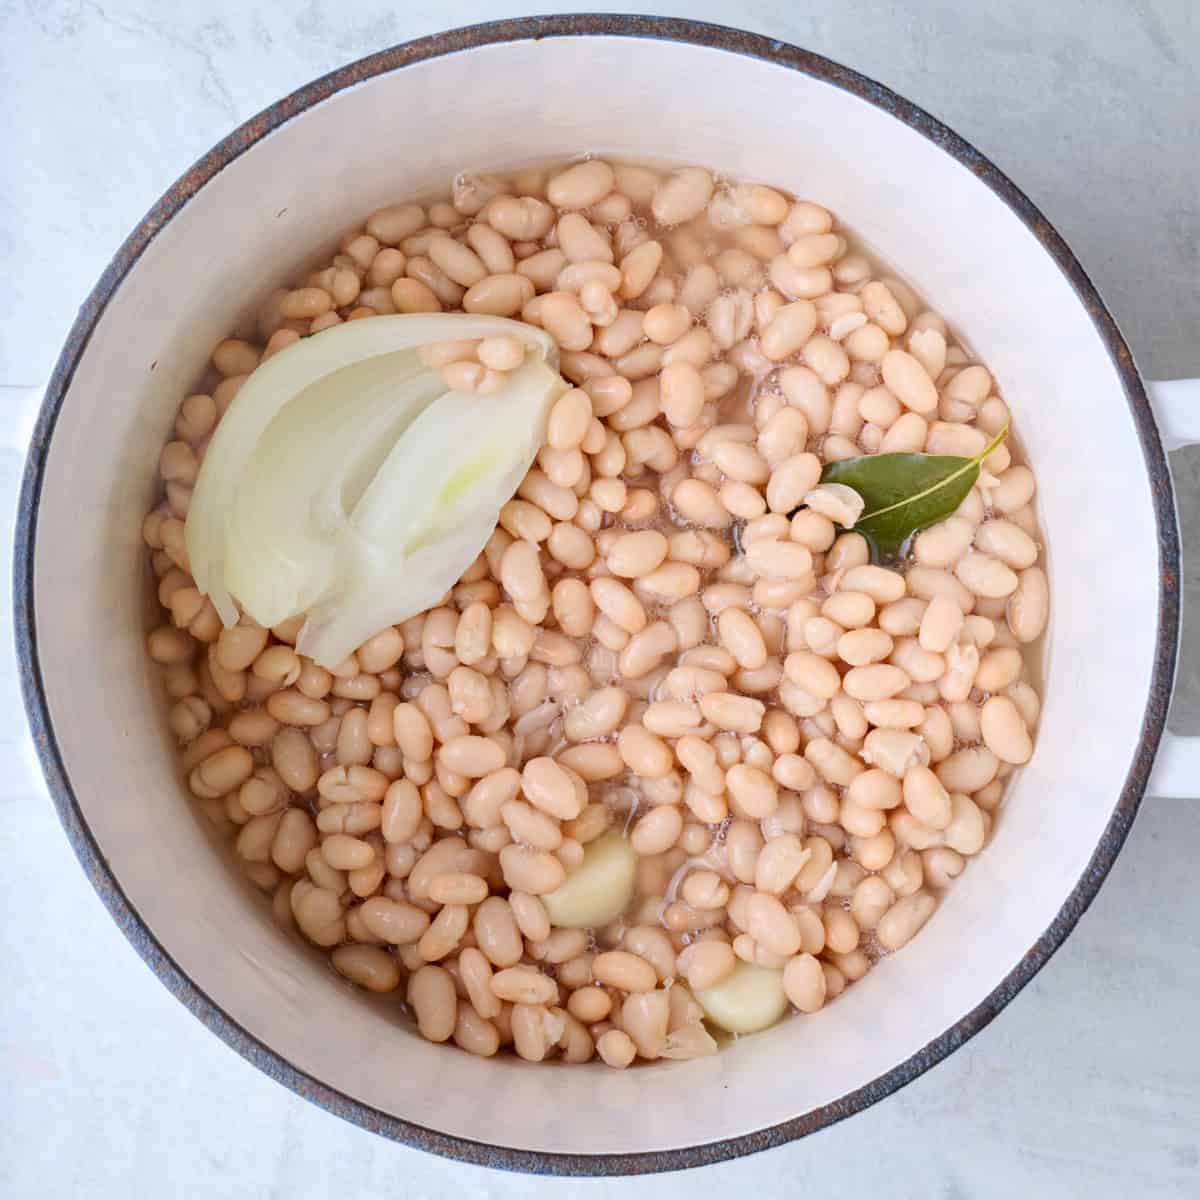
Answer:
[860,421,1009,523]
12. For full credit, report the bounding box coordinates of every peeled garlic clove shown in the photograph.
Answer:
[695,963,788,1035]
[542,833,637,929]
[661,1021,719,1059]
[803,482,865,528]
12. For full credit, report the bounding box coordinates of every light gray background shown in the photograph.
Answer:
[1,2,1197,1197]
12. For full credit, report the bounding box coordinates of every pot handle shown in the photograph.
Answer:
[1148,378,1199,798]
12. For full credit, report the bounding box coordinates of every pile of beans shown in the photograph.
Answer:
[143,157,1047,1068]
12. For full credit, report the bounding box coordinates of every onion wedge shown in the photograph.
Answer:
[185,314,567,665]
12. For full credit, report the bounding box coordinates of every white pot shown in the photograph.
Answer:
[14,16,1198,1174]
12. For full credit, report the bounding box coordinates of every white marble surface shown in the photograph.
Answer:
[2,2,1199,1197]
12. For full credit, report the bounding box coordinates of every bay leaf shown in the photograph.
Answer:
[819,423,1009,560]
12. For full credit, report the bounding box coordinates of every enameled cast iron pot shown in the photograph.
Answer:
[14,15,1200,1176]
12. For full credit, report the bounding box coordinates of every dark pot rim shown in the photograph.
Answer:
[13,12,1179,1178]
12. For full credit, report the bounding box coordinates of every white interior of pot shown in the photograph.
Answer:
[31,35,1161,1156]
